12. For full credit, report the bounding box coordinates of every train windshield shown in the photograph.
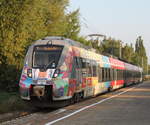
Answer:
[32,45,63,69]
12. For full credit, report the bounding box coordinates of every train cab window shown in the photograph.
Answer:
[33,45,63,69]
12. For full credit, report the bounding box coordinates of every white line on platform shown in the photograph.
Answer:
[55,109,67,115]
[45,86,136,125]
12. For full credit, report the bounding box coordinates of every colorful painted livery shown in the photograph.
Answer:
[19,37,143,107]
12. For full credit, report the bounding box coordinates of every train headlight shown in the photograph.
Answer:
[27,69,32,78]
[53,73,58,78]
[53,69,60,78]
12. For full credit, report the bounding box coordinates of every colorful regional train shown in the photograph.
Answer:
[19,37,143,107]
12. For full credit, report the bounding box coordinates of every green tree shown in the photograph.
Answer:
[122,43,135,63]
[99,37,122,58]
[64,9,80,39]
[134,36,148,73]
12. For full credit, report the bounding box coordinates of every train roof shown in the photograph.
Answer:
[33,36,91,50]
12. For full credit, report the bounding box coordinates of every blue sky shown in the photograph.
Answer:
[69,0,150,63]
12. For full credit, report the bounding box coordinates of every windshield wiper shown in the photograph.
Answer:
[44,60,55,70]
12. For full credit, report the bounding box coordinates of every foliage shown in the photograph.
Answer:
[134,36,148,73]
[122,43,135,63]
[100,37,123,57]
[64,9,80,39]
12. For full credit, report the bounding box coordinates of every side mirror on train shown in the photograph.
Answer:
[53,69,60,78]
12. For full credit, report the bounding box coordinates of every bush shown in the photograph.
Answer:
[0,92,27,114]
[0,64,21,92]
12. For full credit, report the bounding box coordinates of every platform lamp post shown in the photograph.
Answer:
[147,62,149,75]
[119,41,123,59]
[87,34,106,47]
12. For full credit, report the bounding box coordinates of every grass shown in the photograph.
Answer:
[0,91,27,114]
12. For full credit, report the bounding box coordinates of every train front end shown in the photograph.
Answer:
[19,38,73,107]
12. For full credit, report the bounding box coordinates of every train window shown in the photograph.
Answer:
[119,70,122,80]
[124,70,126,80]
[92,63,97,77]
[104,68,107,81]
[123,70,125,80]
[106,68,109,81]
[127,71,129,79]
[106,68,108,81]
[105,68,107,81]
[108,69,111,81]
[118,70,120,80]
[102,68,105,82]
[33,46,62,68]
[110,69,113,81]
[120,70,121,80]
[121,70,122,80]
[116,70,118,80]
[119,70,121,80]
[81,58,86,69]
[122,70,123,79]
[127,70,129,79]
[81,58,87,77]
[114,69,117,80]
[112,69,114,80]
[87,60,92,77]
[129,71,131,79]
[114,69,115,80]
[98,67,102,82]
[33,45,63,69]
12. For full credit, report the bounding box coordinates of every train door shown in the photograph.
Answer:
[84,59,94,97]
[75,57,83,92]
[80,58,89,97]
[114,69,117,88]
